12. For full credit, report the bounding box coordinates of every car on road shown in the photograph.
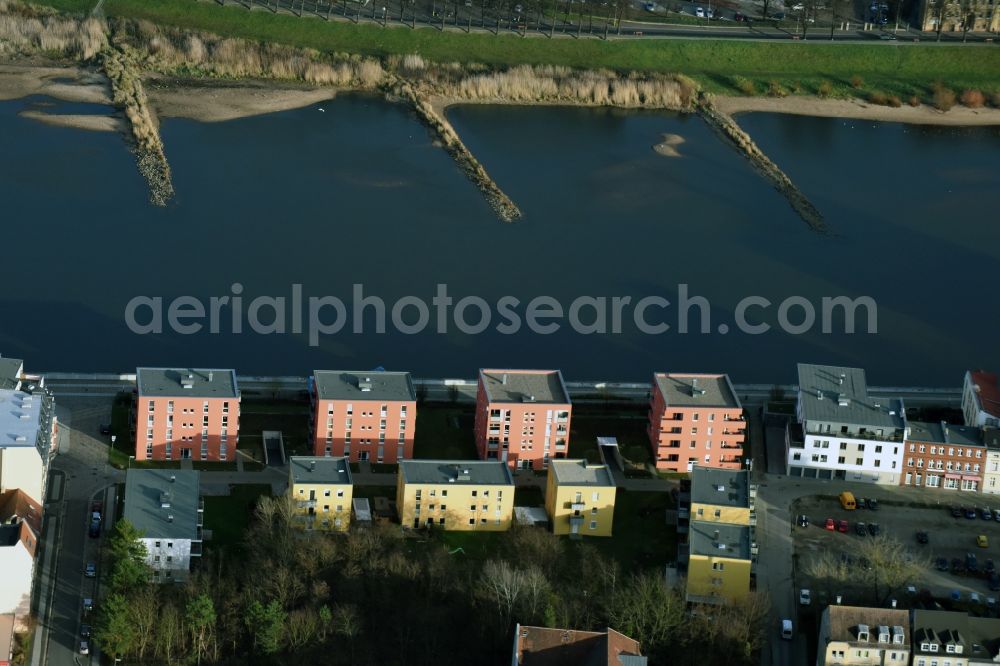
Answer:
[868,498,879,511]
[84,562,96,578]
[838,519,849,533]
[966,507,978,519]
[80,624,91,638]
[917,531,929,544]
[856,522,867,536]
[88,515,101,538]
[695,6,705,17]
[979,535,990,548]
[82,598,93,613]
[798,514,809,528]
[936,557,949,571]
[825,518,835,531]
[952,505,964,518]
[868,523,880,536]
[799,589,811,605]
[80,640,90,655]
[781,619,793,640]
[982,507,994,520]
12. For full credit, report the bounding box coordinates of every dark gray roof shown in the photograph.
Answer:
[653,373,741,409]
[399,460,514,486]
[912,610,1000,660]
[688,521,750,559]
[986,428,1000,451]
[0,357,23,391]
[137,368,238,399]
[550,459,615,487]
[690,466,750,508]
[480,370,570,404]
[907,421,983,447]
[289,456,352,485]
[797,363,904,429]
[312,370,415,401]
[123,469,201,541]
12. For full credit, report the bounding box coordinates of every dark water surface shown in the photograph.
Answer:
[1,94,998,384]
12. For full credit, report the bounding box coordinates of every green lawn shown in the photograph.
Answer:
[569,408,651,466]
[591,489,674,568]
[433,528,508,560]
[202,484,273,548]
[239,400,313,456]
[413,406,478,460]
[36,0,1000,95]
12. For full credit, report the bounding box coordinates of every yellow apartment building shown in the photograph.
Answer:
[397,460,514,531]
[545,459,616,537]
[689,465,752,526]
[288,456,353,531]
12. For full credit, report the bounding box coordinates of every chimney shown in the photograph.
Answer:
[208,371,214,382]
[167,514,174,522]
[170,474,176,483]
[310,460,316,472]
[839,373,845,385]
[502,373,508,385]
[181,373,195,389]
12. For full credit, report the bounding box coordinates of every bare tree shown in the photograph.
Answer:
[480,559,528,629]
[857,536,929,604]
[127,585,159,660]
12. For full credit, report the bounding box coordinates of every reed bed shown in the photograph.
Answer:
[0,0,106,59]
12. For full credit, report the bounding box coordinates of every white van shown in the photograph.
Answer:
[781,619,793,640]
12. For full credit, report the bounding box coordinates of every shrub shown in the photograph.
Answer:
[908,95,921,107]
[932,83,956,111]
[960,89,985,108]
[887,94,902,108]
[767,79,787,98]
[817,80,833,98]
[850,75,864,89]
[732,76,756,96]
[868,90,888,105]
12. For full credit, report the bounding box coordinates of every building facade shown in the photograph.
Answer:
[962,370,1000,429]
[0,490,40,619]
[912,610,1000,666]
[684,466,753,605]
[511,624,646,665]
[135,368,239,462]
[545,459,616,537]
[288,456,353,531]
[0,374,57,507]
[123,469,202,583]
[397,460,514,531]
[982,429,1000,495]
[309,370,416,464]
[817,605,909,666]
[901,421,985,491]
[647,373,746,472]
[474,370,572,471]
[920,0,1000,34]
[788,364,906,485]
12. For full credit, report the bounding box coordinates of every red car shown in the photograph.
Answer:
[825,518,835,531]
[838,520,849,533]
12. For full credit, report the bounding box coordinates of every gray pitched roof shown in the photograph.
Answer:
[399,460,514,486]
[906,421,984,448]
[912,610,1000,660]
[289,456,352,485]
[123,469,201,541]
[688,521,750,559]
[690,466,750,508]
[653,373,741,409]
[480,370,570,404]
[312,370,415,401]
[797,363,904,429]
[0,357,23,391]
[825,606,909,647]
[0,387,56,457]
[137,368,239,399]
[550,459,615,487]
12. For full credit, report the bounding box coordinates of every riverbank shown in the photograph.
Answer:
[714,94,1000,126]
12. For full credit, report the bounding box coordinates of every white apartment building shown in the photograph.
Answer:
[0,357,57,506]
[962,370,1000,428]
[788,364,906,485]
[123,469,202,583]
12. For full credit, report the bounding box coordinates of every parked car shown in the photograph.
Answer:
[990,573,1000,591]
[838,519,849,533]
[695,6,705,17]
[988,559,996,572]
[982,507,994,520]
[781,619,793,640]
[868,498,879,511]
[82,598,93,613]
[798,514,810,528]
[952,558,965,574]
[951,505,964,518]
[966,507,978,519]
[80,624,91,638]
[825,518,836,531]
[968,552,979,572]
[994,509,1000,522]
[799,589,811,605]
[936,557,949,571]
[99,424,111,436]
[917,531,929,545]
[84,562,96,578]
[79,640,90,656]
[856,497,867,510]
[868,523,880,536]
[979,535,990,548]
[856,522,867,536]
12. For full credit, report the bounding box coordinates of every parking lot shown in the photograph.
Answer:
[792,494,1000,606]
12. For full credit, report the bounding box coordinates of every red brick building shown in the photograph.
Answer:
[902,420,985,491]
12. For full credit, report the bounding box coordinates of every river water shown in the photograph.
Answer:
[1,93,998,384]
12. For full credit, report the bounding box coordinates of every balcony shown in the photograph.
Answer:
[570,503,586,511]
[722,428,746,436]
[298,500,317,510]
[805,428,903,443]
[487,442,499,450]
[724,416,746,422]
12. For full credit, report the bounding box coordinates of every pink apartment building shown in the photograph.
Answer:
[310,370,416,464]
[135,368,240,462]
[474,369,572,471]
[647,373,745,472]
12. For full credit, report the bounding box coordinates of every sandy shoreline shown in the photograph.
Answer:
[144,76,339,122]
[712,95,1000,126]
[18,109,125,132]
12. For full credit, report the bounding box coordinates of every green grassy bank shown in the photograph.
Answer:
[34,0,1000,94]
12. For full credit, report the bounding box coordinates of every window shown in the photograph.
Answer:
[712,562,725,571]
[589,521,597,530]
[856,458,863,465]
